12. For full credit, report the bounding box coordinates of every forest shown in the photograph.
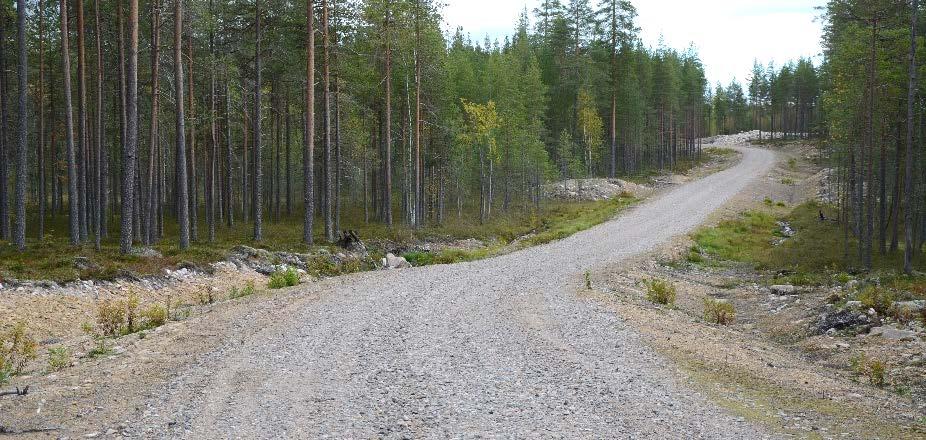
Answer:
[724,0,926,275]
[0,0,921,278]
[0,0,719,258]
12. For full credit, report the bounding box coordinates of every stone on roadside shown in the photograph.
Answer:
[382,253,411,270]
[770,285,796,295]
[893,300,926,314]
[869,326,919,342]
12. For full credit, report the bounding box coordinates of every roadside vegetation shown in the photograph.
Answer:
[689,201,926,288]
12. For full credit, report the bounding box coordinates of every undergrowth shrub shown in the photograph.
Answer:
[858,286,895,315]
[268,267,300,289]
[0,323,37,384]
[403,251,434,267]
[644,278,676,305]
[851,354,888,387]
[142,304,168,328]
[96,300,127,337]
[229,281,256,299]
[703,297,736,325]
[47,347,72,372]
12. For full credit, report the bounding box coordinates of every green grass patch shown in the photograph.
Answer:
[644,278,677,305]
[229,281,256,299]
[268,267,301,289]
[0,194,638,282]
[689,201,926,287]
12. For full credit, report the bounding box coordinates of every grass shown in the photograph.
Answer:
[268,267,300,289]
[0,323,38,384]
[622,147,736,184]
[644,278,677,305]
[47,347,72,372]
[703,297,736,325]
[228,281,256,299]
[0,196,637,282]
[2,146,743,282]
[851,354,889,388]
[690,201,926,288]
[399,195,638,267]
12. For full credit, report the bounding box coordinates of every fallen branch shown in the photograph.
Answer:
[0,385,29,397]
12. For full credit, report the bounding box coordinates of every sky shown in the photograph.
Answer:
[442,0,824,86]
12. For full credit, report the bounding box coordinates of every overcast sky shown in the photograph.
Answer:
[442,0,824,86]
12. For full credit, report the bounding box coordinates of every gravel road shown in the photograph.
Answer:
[134,146,777,439]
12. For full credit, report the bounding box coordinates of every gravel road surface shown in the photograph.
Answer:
[133,146,777,439]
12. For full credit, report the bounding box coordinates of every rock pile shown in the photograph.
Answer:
[545,178,648,201]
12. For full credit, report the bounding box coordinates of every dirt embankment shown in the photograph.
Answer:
[589,141,926,439]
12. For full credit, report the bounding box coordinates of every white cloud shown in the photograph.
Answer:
[441,0,824,85]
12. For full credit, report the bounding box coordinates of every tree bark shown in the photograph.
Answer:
[145,0,161,245]
[0,7,9,240]
[188,31,198,241]
[77,0,89,240]
[61,0,80,246]
[383,0,393,226]
[905,0,918,273]
[322,0,333,241]
[303,0,314,245]
[93,0,103,250]
[253,0,263,241]
[38,0,46,242]
[174,0,190,249]
[413,0,421,227]
[224,73,234,227]
[208,0,218,242]
[13,0,28,250]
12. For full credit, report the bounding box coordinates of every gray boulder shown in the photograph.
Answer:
[869,326,919,342]
[893,300,926,314]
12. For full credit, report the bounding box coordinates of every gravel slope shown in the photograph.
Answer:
[133,146,777,439]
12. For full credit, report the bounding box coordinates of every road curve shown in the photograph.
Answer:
[137,146,777,438]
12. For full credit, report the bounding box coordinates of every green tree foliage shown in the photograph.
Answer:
[0,0,721,253]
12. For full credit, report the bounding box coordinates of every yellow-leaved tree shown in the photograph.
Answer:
[459,99,500,223]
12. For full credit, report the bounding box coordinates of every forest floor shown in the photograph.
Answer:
[591,139,926,438]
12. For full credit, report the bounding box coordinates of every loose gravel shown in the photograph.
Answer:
[115,146,777,439]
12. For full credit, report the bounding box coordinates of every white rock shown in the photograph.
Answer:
[382,253,411,269]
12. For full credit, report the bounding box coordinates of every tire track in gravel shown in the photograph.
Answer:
[132,145,777,439]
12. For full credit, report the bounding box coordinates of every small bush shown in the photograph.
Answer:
[197,287,215,305]
[763,198,774,206]
[686,246,706,264]
[0,323,38,384]
[852,354,888,387]
[125,293,140,334]
[644,279,677,305]
[268,267,300,289]
[787,158,798,170]
[229,281,256,299]
[47,347,72,372]
[87,340,113,358]
[704,297,736,325]
[403,251,434,267]
[96,300,127,337]
[585,271,592,290]
[858,286,895,315]
[142,304,168,328]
